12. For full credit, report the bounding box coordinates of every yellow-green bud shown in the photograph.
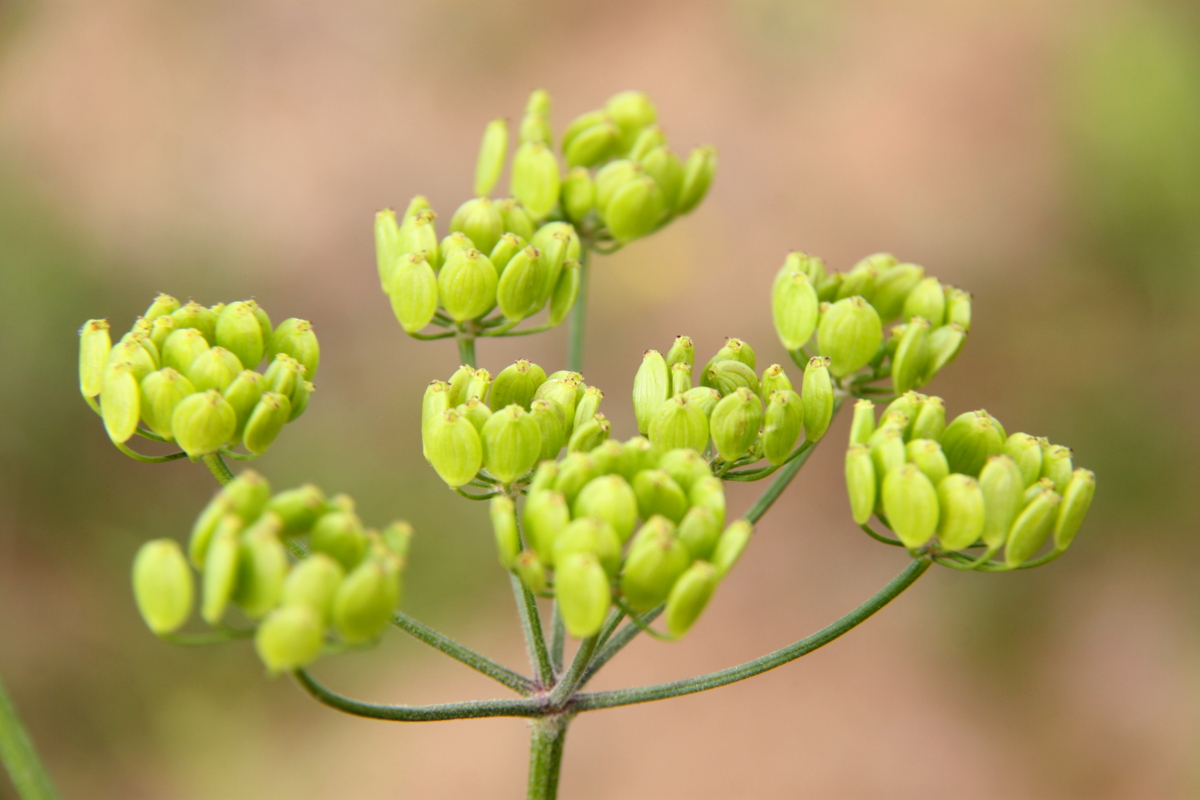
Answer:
[1054,468,1095,551]
[573,474,638,542]
[490,496,521,569]
[665,335,695,370]
[523,489,570,565]
[311,510,367,571]
[450,197,505,256]
[670,362,693,396]
[681,386,721,417]
[628,124,666,161]
[595,159,640,212]
[632,469,689,524]
[375,208,402,285]
[924,323,966,381]
[490,360,547,411]
[494,199,534,242]
[573,385,604,430]
[332,558,400,644]
[702,360,760,398]
[108,334,157,383]
[712,519,752,578]
[534,378,580,431]
[590,436,625,476]
[426,409,484,488]
[763,389,804,465]
[978,455,1024,548]
[474,118,509,197]
[554,452,597,504]
[1002,432,1043,487]
[548,258,581,326]
[884,391,922,436]
[445,365,473,407]
[640,146,684,210]
[555,553,611,638]
[138,368,195,440]
[869,427,907,487]
[872,262,925,322]
[562,167,596,223]
[132,539,194,635]
[606,90,657,146]
[513,551,550,595]
[489,232,526,276]
[902,277,946,327]
[224,369,265,441]
[936,474,985,551]
[772,270,819,352]
[399,208,441,270]
[1005,488,1062,566]
[200,515,242,625]
[568,413,610,454]
[510,141,560,219]
[910,395,946,442]
[891,316,931,395]
[906,439,949,486]
[172,389,236,458]
[760,364,792,400]
[438,249,499,323]
[621,522,691,612]
[530,399,568,461]
[664,560,719,638]
[676,146,717,215]
[689,475,727,530]
[633,349,670,434]
[233,515,288,618]
[79,319,112,398]
[187,346,243,393]
[266,483,328,534]
[562,109,608,153]
[281,553,344,624]
[255,605,324,674]
[170,301,218,343]
[836,264,877,302]
[817,296,883,377]
[494,246,547,322]
[215,301,266,370]
[142,293,179,321]
[845,444,876,525]
[656,448,708,492]
[481,404,542,484]
[942,410,1005,477]
[849,399,876,446]
[555,517,623,578]
[800,356,834,442]
[605,176,665,243]
[881,463,939,549]
[530,461,558,492]
[1025,477,1056,506]
[1040,443,1074,492]
[243,392,292,455]
[565,120,620,168]
[710,387,763,462]
[161,327,209,375]
[385,253,439,334]
[420,381,451,463]
[649,395,710,453]
[379,521,414,563]
[677,506,720,560]
[945,287,972,332]
[612,437,657,482]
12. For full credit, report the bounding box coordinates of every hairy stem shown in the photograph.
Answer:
[527,715,570,800]
[567,248,590,373]
[201,452,235,486]
[0,668,63,800]
[390,611,534,696]
[511,576,555,688]
[293,669,540,721]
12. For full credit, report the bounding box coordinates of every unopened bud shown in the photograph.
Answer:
[666,335,695,370]
[553,452,597,504]
[657,448,710,492]
[474,118,509,197]
[836,264,877,302]
[849,399,876,446]
[281,553,345,624]
[170,301,218,344]
[945,287,972,332]
[621,523,691,612]
[677,505,720,560]
[1005,488,1062,566]
[649,396,710,453]
[759,364,792,399]
[817,297,883,377]
[901,277,946,327]
[465,367,492,405]
[481,404,542,484]
[881,463,939,549]
[979,455,1025,548]
[910,396,946,442]
[936,474,985,551]
[265,483,328,535]
[187,346,243,393]
[924,323,966,381]
[490,360,547,411]
[703,360,760,398]
[109,334,157,382]
[573,474,638,542]
[906,439,950,486]
[711,519,752,579]
[568,413,610,454]
[523,489,571,565]
[333,559,400,644]
[132,539,194,635]
[565,120,620,168]
[548,258,582,326]
[845,444,877,525]
[710,387,763,462]
[664,560,719,638]
[562,167,596,224]
[555,517,623,578]
[555,553,611,638]
[399,208,441,270]
[530,399,568,461]
[772,270,819,352]
[445,365,473,407]
[172,389,236,458]
[139,367,195,440]
[1054,468,1095,551]
[310,509,367,571]
[513,550,550,595]
[161,327,209,375]
[605,90,657,146]
[633,350,670,434]
[495,246,548,322]
[632,469,689,523]
[510,141,560,219]
[426,410,484,488]
[942,411,1005,477]
[534,378,581,430]
[872,262,925,322]
[800,356,834,442]
[243,392,292,455]
[1040,443,1074,492]
[215,302,266,370]
[79,319,112,398]
[1002,433,1043,487]
[255,605,324,674]
[869,427,907,485]
[490,496,521,569]
[689,475,727,530]
[676,146,717,215]
[605,176,665,243]
[232,516,288,618]
[386,254,440,334]
[450,197,505,256]
[763,390,804,465]
[438,249,499,322]
[640,146,684,210]
[681,386,721,417]
[670,362,693,396]
[200,515,242,625]
[375,208,402,285]
[496,199,535,242]
[891,316,931,395]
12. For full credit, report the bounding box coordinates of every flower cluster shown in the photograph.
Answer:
[132,471,410,672]
[845,392,1096,567]
[79,294,318,459]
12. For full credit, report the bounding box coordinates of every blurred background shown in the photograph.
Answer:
[2,0,1199,797]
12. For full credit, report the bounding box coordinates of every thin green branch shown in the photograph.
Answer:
[611,597,674,641]
[580,607,662,686]
[567,248,590,373]
[409,330,456,341]
[860,523,905,547]
[549,603,566,675]
[113,441,188,463]
[201,452,235,486]
[571,558,931,712]
[512,576,555,688]
[293,669,541,722]
[548,633,599,707]
[0,668,63,800]
[457,333,477,369]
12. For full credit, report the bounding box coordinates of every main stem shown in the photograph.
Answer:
[527,715,570,800]
[566,248,590,373]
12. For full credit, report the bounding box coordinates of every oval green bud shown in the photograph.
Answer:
[555,517,623,579]
[172,389,237,458]
[489,360,547,411]
[562,109,608,153]
[567,413,610,454]
[605,176,665,243]
[817,296,883,377]
[132,539,194,635]
[669,362,693,397]
[474,118,509,197]
[628,124,666,161]
[649,395,710,453]
[901,277,946,327]
[709,387,763,462]
[640,146,684,211]
[845,444,877,525]
[281,552,344,625]
[881,463,939,549]
[595,159,640,212]
[496,246,548,322]
[481,404,542,484]
[223,369,264,441]
[332,559,400,644]
[676,146,717,215]
[79,319,112,398]
[612,437,657,481]
[513,550,549,595]
[562,167,596,224]
[421,381,451,463]
[310,509,367,571]
[548,258,582,326]
[573,474,638,542]
[924,323,966,382]
[606,90,657,148]
[681,386,721,417]
[872,262,925,322]
[571,386,604,431]
[632,469,689,524]
[1054,468,1095,551]
[942,411,1006,477]
[529,399,568,461]
[836,264,877,302]
[849,399,876,446]
[510,141,561,219]
[566,120,620,168]
[869,427,907,489]
[620,523,691,612]
[265,483,328,535]
[711,519,753,579]
[490,496,521,569]
[664,560,719,638]
[946,287,972,332]
[759,364,792,400]
[910,395,947,442]
[773,270,819,352]
[702,360,760,398]
[1002,432,1043,487]
[489,232,526,276]
[523,489,570,565]
[161,327,209,375]
[978,455,1026,548]
[689,475,727,530]
[632,349,670,434]
[375,208,402,285]
[661,334,694,370]
[169,301,218,344]
[555,553,611,639]
[534,378,580,434]
[799,356,834,442]
[494,199,534,242]
[385,253,439,334]
[186,346,243,393]
[762,389,804,465]
[233,516,288,619]
[554,452,597,505]
[1005,488,1062,566]
[450,197,505,256]
[398,208,441,270]
[200,515,242,625]
[891,316,931,395]
[677,505,720,560]
[936,474,985,551]
[255,605,324,674]
[1040,443,1074,492]
[438,249,499,323]
[444,365,473,408]
[108,334,157,383]
[139,367,195,440]
[906,438,949,487]
[657,448,710,493]
[215,301,265,370]
[243,392,292,455]
[589,439,625,476]
[221,468,272,523]
[142,292,180,321]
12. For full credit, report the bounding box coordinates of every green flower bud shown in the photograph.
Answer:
[936,474,985,551]
[606,90,657,148]
[573,474,638,542]
[1040,443,1074,492]
[108,334,157,382]
[677,506,720,560]
[836,264,877,302]
[417,381,452,464]
[689,475,727,530]
[172,389,237,458]
[640,146,684,210]
[450,197,505,256]
[255,605,324,674]
[495,246,548,322]
[554,452,597,505]
[773,270,819,352]
[139,367,195,440]
[712,519,752,578]
[681,386,721,417]
[605,176,665,243]
[555,517,623,578]
[548,258,582,326]
[79,319,112,398]
[1054,469,1095,551]
[845,444,877,525]
[567,384,601,430]
[160,327,209,375]
[562,109,608,153]
[910,396,946,442]
[426,409,484,488]
[186,346,243,393]
[310,510,367,571]
[709,338,757,372]
[170,301,217,343]
[817,296,883,377]
[1005,488,1062,566]
[568,413,610,454]
[1024,477,1056,505]
[562,167,596,223]
[628,124,666,161]
[631,349,670,434]
[445,365,473,408]
[494,199,534,242]
[243,392,292,455]
[536,230,574,304]
[565,120,620,168]
[702,360,761,398]
[464,368,492,405]
[529,461,559,493]
[555,553,611,638]
[224,370,265,441]
[214,302,265,370]
[942,411,1005,477]
[200,515,242,625]
[534,378,581,434]
[891,316,931,395]
[523,489,571,565]
[456,395,489,432]
[595,159,640,212]
[762,389,804,465]
[669,362,693,397]
[474,118,509,197]
[587,438,625,476]
[141,293,179,322]
[849,399,876,446]
[132,539,194,635]
[378,521,414,564]
[385,253,439,334]
[906,439,950,487]
[281,553,345,624]
[490,496,521,569]
[882,392,920,436]
[676,146,717,215]
[489,232,526,276]
[665,335,695,370]
[333,559,400,644]
[901,277,946,327]
[520,96,553,147]
[649,395,710,453]
[438,249,499,323]
[632,469,689,524]
[481,404,542,484]
[881,463,939,549]
[621,523,691,612]
[510,141,560,219]
[869,427,907,490]
[759,364,792,400]
[872,262,925,322]
[923,324,966,384]
[399,208,441,270]
[798,356,834,442]
[265,484,328,534]
[945,287,972,332]
[978,455,1025,548]
[232,515,288,619]
[488,361,545,411]
[513,550,550,595]
[1001,432,1043,487]
[530,399,568,461]
[658,448,710,493]
[375,208,402,285]
[664,560,719,638]
[709,387,763,462]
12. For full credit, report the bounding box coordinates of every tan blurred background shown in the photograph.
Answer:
[2,0,1199,797]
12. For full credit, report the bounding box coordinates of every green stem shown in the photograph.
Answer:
[457,332,477,368]
[390,611,534,696]
[572,558,930,712]
[0,667,63,800]
[548,634,598,707]
[293,669,540,721]
[511,576,555,688]
[201,453,235,486]
[567,248,590,373]
[580,607,661,686]
[113,442,188,463]
[549,603,565,675]
[526,715,570,800]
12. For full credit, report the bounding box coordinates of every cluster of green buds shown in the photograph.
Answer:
[844,392,1096,568]
[632,336,834,477]
[131,471,410,673]
[79,295,318,459]
[493,442,750,639]
[421,360,613,489]
[771,252,970,397]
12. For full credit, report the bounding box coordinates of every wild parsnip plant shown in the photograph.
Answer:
[53,89,1097,800]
